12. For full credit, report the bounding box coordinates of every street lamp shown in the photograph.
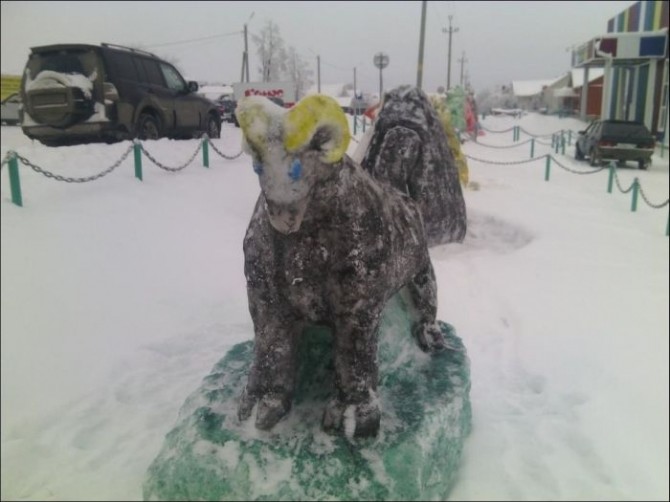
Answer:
[373,52,389,101]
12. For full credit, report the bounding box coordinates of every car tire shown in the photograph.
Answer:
[206,114,220,139]
[575,144,584,160]
[136,113,160,140]
[589,147,601,167]
[638,159,650,170]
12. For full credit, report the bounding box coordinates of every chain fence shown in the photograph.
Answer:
[207,138,244,160]
[464,153,544,166]
[138,140,203,172]
[465,147,669,225]
[12,145,134,183]
[1,135,253,207]
[472,138,534,149]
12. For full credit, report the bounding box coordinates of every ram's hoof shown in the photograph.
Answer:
[322,397,381,438]
[413,323,447,353]
[255,394,291,430]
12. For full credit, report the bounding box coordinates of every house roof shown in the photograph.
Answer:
[570,68,604,88]
[512,79,560,97]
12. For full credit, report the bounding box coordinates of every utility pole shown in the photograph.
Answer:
[442,15,459,91]
[317,55,321,93]
[458,51,467,87]
[354,66,357,96]
[416,0,427,89]
[240,12,254,82]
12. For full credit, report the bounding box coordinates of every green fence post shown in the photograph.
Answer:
[545,155,551,181]
[8,152,23,207]
[363,117,366,133]
[630,178,639,212]
[353,113,357,135]
[530,138,535,158]
[568,129,572,145]
[202,137,209,168]
[607,162,615,193]
[133,141,143,181]
[512,127,516,142]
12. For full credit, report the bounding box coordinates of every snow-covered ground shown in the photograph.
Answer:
[1,111,668,501]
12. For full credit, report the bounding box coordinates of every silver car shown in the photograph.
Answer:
[1,93,21,125]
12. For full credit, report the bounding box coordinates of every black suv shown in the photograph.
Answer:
[20,43,221,146]
[575,119,655,169]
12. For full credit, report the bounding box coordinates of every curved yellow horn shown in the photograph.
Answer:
[283,95,350,164]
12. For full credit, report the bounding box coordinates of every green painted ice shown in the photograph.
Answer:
[143,293,472,501]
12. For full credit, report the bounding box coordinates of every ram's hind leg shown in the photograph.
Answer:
[407,262,446,352]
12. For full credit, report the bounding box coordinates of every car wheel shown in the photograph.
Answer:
[206,115,220,139]
[589,147,601,167]
[575,143,584,160]
[638,159,650,170]
[137,113,160,140]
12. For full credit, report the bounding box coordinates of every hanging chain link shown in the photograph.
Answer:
[472,138,534,149]
[638,185,669,209]
[479,125,516,133]
[613,171,636,194]
[464,153,545,166]
[207,138,244,160]
[13,145,134,183]
[551,157,606,175]
[138,140,202,172]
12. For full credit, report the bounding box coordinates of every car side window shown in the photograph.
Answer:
[139,58,164,86]
[159,63,186,92]
[109,52,138,81]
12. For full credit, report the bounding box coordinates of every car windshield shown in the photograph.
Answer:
[26,49,98,78]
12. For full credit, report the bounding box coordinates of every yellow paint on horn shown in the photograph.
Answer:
[284,95,350,164]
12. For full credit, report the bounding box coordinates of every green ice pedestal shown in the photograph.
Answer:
[143,293,472,501]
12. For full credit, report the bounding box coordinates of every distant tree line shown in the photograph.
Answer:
[252,20,314,99]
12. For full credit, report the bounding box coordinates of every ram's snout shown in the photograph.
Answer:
[264,195,310,234]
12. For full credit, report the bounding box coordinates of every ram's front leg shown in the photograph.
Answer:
[238,293,301,430]
[322,309,383,438]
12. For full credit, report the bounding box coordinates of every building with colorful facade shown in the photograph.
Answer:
[571,0,668,144]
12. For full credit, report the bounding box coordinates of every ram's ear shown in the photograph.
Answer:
[235,97,271,154]
[284,95,350,164]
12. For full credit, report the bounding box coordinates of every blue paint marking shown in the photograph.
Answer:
[289,159,302,181]
[253,161,263,175]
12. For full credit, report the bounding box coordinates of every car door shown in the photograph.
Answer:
[136,57,175,131]
[158,62,200,133]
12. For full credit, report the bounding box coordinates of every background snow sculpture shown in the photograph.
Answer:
[360,86,467,246]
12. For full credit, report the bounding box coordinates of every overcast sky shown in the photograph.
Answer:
[1,1,635,93]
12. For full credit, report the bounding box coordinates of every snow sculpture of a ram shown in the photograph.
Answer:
[235,95,446,438]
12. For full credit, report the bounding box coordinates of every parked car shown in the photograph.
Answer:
[1,93,21,125]
[575,119,655,169]
[216,97,238,126]
[19,43,221,146]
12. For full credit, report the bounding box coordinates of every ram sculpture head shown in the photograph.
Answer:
[236,94,350,234]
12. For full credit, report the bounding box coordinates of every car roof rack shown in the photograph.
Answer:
[101,43,157,59]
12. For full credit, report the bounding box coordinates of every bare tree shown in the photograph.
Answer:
[285,46,314,100]
[252,20,287,82]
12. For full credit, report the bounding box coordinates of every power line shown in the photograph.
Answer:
[145,30,242,49]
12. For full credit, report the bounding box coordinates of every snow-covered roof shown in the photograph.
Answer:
[306,83,350,98]
[512,79,559,97]
[570,68,604,88]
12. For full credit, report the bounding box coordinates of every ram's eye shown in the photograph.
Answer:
[252,161,263,175]
[288,158,302,181]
